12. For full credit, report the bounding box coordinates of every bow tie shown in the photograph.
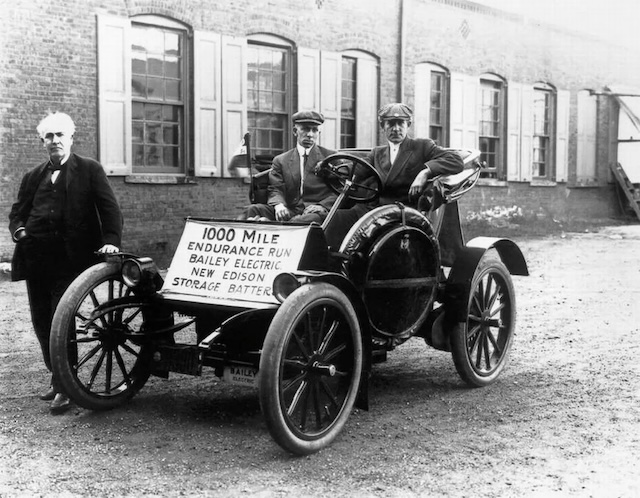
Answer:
[48,163,62,171]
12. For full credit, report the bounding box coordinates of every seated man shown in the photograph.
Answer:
[244,111,337,224]
[325,102,464,249]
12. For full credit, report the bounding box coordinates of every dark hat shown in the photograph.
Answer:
[378,103,413,122]
[292,110,324,125]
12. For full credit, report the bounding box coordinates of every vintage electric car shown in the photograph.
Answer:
[50,148,528,455]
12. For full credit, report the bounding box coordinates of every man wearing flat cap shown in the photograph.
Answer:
[244,110,337,223]
[325,102,463,248]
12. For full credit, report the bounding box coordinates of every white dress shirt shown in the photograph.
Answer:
[389,142,400,165]
[296,144,311,195]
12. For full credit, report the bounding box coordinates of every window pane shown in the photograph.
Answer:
[131,23,185,173]
[341,57,357,148]
[132,75,146,98]
[247,43,291,156]
[165,80,180,101]
[163,146,179,167]
[479,78,504,178]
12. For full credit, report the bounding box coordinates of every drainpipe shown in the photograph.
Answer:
[398,0,406,102]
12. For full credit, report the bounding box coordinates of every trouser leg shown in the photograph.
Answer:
[26,274,75,393]
[245,203,276,220]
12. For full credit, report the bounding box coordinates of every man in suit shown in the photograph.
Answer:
[244,110,337,223]
[8,112,123,413]
[325,102,464,249]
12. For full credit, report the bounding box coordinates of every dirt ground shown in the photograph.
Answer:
[1,224,639,497]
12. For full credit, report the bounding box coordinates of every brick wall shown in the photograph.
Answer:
[1,0,637,268]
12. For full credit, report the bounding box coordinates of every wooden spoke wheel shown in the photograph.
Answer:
[50,263,154,410]
[451,257,516,387]
[259,282,363,455]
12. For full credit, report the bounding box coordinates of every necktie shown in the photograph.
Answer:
[301,152,308,195]
[49,163,61,184]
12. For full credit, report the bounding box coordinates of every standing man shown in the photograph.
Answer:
[325,103,464,249]
[244,110,337,223]
[9,112,123,413]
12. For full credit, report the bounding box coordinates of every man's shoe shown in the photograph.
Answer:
[50,393,70,414]
[39,386,56,401]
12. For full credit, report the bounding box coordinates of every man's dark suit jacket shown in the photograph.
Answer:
[8,153,123,281]
[367,137,464,206]
[268,145,336,213]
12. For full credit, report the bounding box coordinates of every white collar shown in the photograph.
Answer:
[388,141,402,150]
[297,144,312,156]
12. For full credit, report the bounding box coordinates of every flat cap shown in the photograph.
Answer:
[378,103,413,121]
[292,110,324,125]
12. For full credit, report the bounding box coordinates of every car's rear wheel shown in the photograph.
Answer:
[450,257,516,387]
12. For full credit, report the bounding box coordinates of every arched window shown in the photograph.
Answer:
[341,50,379,149]
[130,16,189,173]
[532,82,556,179]
[479,73,506,179]
[247,34,294,157]
[414,62,449,146]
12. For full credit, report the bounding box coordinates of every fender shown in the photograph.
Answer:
[285,270,372,411]
[445,237,528,322]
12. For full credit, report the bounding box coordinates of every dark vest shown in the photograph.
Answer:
[25,165,67,240]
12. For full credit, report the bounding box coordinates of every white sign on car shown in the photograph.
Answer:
[161,219,311,305]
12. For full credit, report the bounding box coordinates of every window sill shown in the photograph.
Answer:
[529,179,557,187]
[477,178,509,187]
[124,175,198,185]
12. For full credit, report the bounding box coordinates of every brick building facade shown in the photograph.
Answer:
[1,0,638,266]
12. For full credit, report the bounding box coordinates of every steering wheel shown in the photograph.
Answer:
[315,153,382,203]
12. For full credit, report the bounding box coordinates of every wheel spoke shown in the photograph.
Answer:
[319,377,341,410]
[120,342,141,358]
[87,348,107,389]
[291,332,311,361]
[113,347,132,387]
[76,344,102,369]
[483,332,492,368]
[287,379,309,417]
[318,320,339,355]
[487,328,502,356]
[122,306,143,326]
[312,380,323,430]
[283,370,306,394]
[88,290,109,329]
[105,350,113,393]
[323,342,347,363]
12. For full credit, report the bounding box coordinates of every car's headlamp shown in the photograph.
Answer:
[122,257,155,288]
[272,273,303,303]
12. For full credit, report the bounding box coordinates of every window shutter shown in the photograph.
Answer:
[298,48,320,112]
[520,85,534,182]
[221,35,247,177]
[319,51,341,150]
[194,30,222,177]
[555,89,570,182]
[356,57,378,147]
[97,14,131,175]
[507,82,523,181]
[576,90,598,185]
[449,72,478,150]
[414,64,431,139]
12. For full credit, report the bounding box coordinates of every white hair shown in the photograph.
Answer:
[36,112,76,139]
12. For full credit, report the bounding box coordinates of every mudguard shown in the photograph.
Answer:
[444,237,528,322]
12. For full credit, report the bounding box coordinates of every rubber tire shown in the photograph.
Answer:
[50,263,152,410]
[259,282,363,455]
[450,256,516,387]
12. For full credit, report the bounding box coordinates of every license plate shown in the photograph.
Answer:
[223,365,259,387]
